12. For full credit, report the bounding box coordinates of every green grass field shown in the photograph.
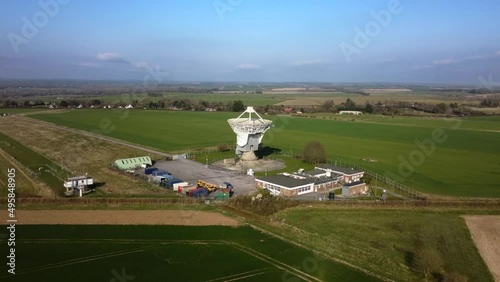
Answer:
[29,110,500,198]
[0,225,377,282]
[313,114,500,131]
[0,132,67,195]
[274,208,494,282]
[0,152,37,197]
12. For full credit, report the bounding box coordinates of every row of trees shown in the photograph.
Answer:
[34,99,247,112]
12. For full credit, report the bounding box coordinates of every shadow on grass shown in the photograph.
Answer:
[91,182,106,188]
[255,146,281,159]
[404,250,414,268]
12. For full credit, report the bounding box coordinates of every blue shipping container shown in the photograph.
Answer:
[152,169,168,176]
[144,167,158,175]
[193,188,209,198]
[162,174,174,180]
[167,178,182,185]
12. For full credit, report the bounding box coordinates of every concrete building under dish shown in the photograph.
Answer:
[227,106,272,157]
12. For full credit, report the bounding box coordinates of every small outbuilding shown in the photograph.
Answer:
[114,156,152,170]
[342,181,368,197]
[339,110,363,115]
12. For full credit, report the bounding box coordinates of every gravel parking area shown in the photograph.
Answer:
[155,159,257,196]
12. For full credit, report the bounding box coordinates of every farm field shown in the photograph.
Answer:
[29,110,500,198]
[274,208,495,282]
[0,225,377,282]
[273,93,474,107]
[311,114,500,131]
[7,87,481,109]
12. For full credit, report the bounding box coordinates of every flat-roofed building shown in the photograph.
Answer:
[342,181,368,196]
[315,165,364,184]
[255,174,338,197]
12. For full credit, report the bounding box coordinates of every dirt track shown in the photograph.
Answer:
[1,210,239,226]
[464,215,500,281]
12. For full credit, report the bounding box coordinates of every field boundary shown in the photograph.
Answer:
[464,215,500,281]
[0,210,239,226]
[0,148,55,197]
[4,197,500,208]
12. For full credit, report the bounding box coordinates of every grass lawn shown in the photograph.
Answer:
[274,208,494,282]
[28,110,500,198]
[0,225,377,282]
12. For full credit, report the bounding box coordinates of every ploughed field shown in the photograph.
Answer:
[29,110,500,197]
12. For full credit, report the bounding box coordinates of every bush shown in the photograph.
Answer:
[226,190,299,216]
[302,141,327,164]
[412,247,444,278]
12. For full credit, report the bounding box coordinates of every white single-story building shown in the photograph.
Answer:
[339,111,363,115]
[255,174,339,197]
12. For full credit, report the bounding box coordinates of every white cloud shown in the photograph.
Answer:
[96,52,128,64]
[466,55,485,60]
[432,58,459,65]
[289,59,331,66]
[235,63,262,70]
[412,65,432,70]
[376,58,398,64]
[134,62,149,69]
[76,62,101,68]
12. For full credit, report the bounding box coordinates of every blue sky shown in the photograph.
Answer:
[1,0,500,84]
